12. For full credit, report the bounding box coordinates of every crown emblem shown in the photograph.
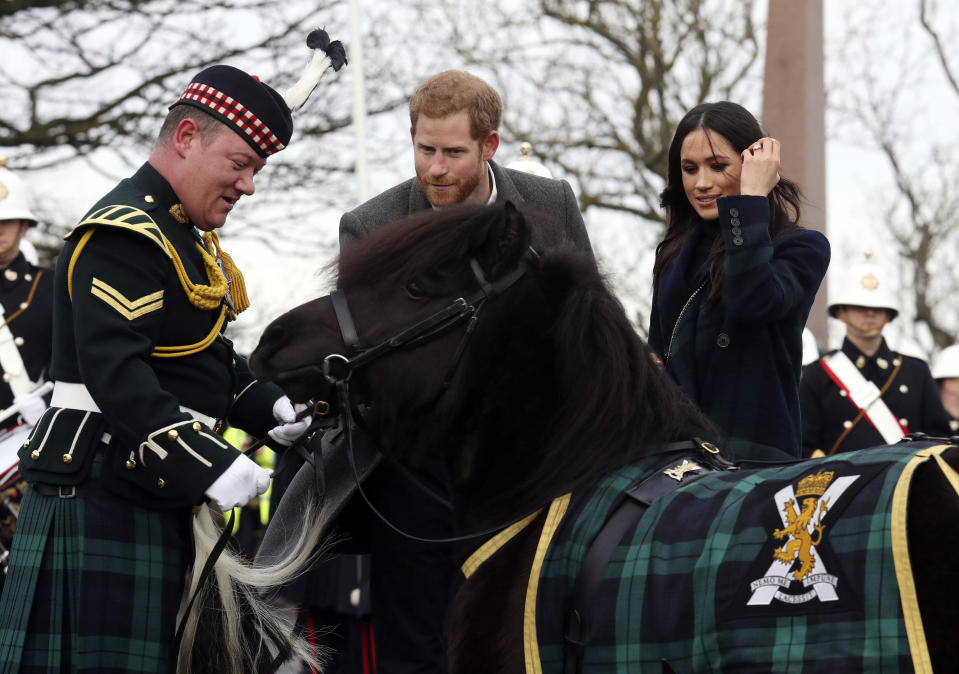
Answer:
[860,272,879,290]
[795,470,834,498]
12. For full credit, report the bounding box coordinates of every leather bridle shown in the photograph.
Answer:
[320,247,541,544]
[323,247,538,387]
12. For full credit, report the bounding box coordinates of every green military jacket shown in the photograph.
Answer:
[20,163,283,509]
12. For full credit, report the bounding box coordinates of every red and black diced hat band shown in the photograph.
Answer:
[170,64,293,158]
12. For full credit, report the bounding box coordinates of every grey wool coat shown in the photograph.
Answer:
[339,160,593,255]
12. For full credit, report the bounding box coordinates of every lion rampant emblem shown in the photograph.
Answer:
[771,471,833,581]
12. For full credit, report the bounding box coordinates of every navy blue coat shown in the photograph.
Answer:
[649,195,830,460]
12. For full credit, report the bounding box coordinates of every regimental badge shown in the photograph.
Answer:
[747,470,860,606]
[663,459,702,481]
[860,272,879,290]
[169,203,189,224]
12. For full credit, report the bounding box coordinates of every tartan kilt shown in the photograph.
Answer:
[0,482,190,674]
[535,442,951,673]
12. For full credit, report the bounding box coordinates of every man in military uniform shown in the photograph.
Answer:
[0,160,52,425]
[0,65,313,673]
[931,344,959,432]
[0,160,53,595]
[800,254,952,456]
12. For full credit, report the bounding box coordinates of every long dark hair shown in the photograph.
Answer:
[654,101,802,306]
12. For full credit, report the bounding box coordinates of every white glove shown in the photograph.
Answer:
[14,393,47,426]
[204,453,272,511]
[267,396,311,447]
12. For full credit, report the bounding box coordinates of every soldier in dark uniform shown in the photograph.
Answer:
[931,344,959,433]
[800,254,953,457]
[0,159,52,424]
[0,65,315,673]
[0,160,53,595]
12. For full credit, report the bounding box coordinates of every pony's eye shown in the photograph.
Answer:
[405,281,427,300]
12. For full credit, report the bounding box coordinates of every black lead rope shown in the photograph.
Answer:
[170,508,236,674]
[335,379,541,545]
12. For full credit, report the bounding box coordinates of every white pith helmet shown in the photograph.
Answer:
[801,327,820,366]
[827,251,899,320]
[506,142,553,178]
[0,157,39,226]
[932,344,959,380]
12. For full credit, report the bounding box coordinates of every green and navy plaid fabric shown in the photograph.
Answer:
[537,443,935,673]
[0,484,189,673]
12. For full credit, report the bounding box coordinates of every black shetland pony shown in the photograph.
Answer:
[250,203,959,673]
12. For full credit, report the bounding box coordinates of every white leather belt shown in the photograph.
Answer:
[51,381,218,428]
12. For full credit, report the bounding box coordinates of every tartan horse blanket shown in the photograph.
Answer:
[510,441,957,673]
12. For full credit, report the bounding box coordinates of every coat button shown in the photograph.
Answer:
[168,430,179,440]
[2,373,10,383]
[839,390,848,397]
[899,418,908,427]
[144,195,156,204]
[732,237,744,246]
[731,227,742,236]
[125,458,137,470]
[730,217,741,227]
[14,336,24,346]
[716,332,731,348]
[899,384,909,394]
[62,453,73,464]
[843,420,853,429]
[157,478,165,488]
[729,207,740,217]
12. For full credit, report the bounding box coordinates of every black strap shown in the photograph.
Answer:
[170,508,235,674]
[563,440,728,674]
[563,496,646,674]
[331,289,361,356]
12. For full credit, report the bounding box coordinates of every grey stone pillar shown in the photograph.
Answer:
[762,0,828,344]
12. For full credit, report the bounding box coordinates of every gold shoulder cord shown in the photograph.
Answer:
[68,225,251,358]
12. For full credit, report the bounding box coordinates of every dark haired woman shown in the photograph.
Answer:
[648,101,830,461]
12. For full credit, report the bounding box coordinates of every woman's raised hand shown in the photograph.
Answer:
[740,137,781,196]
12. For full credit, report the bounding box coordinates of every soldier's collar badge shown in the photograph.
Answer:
[169,203,190,224]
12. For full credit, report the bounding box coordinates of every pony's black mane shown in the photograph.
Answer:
[337,205,510,290]
[336,203,718,527]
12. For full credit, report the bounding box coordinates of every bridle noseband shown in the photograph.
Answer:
[319,247,542,545]
[324,247,538,387]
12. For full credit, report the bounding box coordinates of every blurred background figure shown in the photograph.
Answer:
[801,327,820,375]
[0,157,54,594]
[505,141,553,178]
[800,253,952,456]
[931,343,959,431]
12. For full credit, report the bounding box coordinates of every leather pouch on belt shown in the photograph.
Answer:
[17,408,107,485]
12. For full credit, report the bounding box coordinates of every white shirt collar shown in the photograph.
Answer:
[486,161,497,205]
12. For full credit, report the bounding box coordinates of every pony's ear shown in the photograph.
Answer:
[471,201,531,279]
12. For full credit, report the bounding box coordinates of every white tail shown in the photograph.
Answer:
[176,501,328,672]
